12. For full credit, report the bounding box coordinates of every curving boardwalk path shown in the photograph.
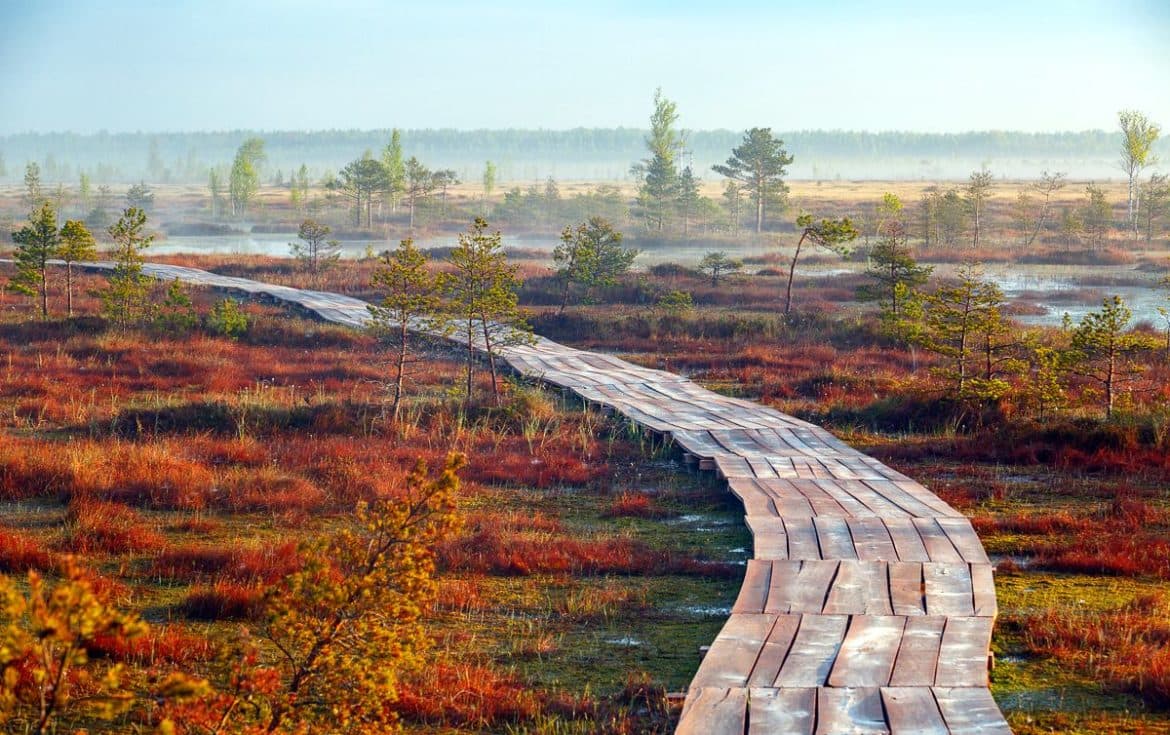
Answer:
[99,262,1009,734]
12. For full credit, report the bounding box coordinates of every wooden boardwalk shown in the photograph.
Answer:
[97,262,1009,734]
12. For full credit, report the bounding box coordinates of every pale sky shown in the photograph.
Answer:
[1,0,1167,134]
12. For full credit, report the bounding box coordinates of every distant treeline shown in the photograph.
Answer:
[1,128,1163,184]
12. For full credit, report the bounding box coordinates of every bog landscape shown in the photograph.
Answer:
[2,3,1170,734]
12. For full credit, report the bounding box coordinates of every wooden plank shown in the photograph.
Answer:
[924,562,976,616]
[823,560,867,615]
[933,687,1012,734]
[912,518,964,563]
[748,687,815,734]
[815,687,890,735]
[784,516,822,560]
[774,614,848,686]
[828,615,905,687]
[971,563,998,617]
[889,562,927,616]
[813,516,858,560]
[747,614,801,687]
[935,617,994,687]
[746,517,788,560]
[881,687,949,735]
[676,687,748,735]
[937,517,992,563]
[689,614,775,688]
[883,516,932,563]
[890,616,945,686]
[731,560,771,614]
[768,560,839,614]
[848,517,899,561]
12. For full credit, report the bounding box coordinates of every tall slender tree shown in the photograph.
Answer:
[8,202,61,318]
[382,129,406,212]
[445,218,529,401]
[403,157,434,230]
[58,219,97,317]
[228,137,265,218]
[1118,110,1161,232]
[713,128,794,233]
[290,219,339,282]
[632,88,681,232]
[368,239,447,422]
[99,208,154,328]
[964,167,994,249]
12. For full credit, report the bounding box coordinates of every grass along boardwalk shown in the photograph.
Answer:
[106,261,1008,734]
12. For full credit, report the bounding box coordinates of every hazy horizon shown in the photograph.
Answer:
[2,0,1168,136]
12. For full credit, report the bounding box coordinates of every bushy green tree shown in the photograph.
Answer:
[785,214,858,315]
[99,207,155,328]
[913,263,1016,403]
[58,219,97,317]
[697,250,742,286]
[712,127,793,233]
[329,154,390,227]
[368,239,448,422]
[857,223,932,322]
[553,217,637,312]
[1064,296,1158,417]
[8,201,61,318]
[155,278,199,333]
[229,137,265,218]
[206,298,249,340]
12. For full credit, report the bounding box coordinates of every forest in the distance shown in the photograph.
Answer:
[2,128,1167,184]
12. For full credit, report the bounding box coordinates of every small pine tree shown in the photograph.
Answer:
[58,219,97,317]
[206,297,248,340]
[8,201,60,318]
[99,207,155,328]
[155,278,199,333]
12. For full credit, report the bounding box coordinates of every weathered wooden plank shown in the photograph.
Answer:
[936,617,994,687]
[937,517,992,563]
[971,563,998,617]
[933,687,1012,734]
[881,687,949,735]
[731,560,772,614]
[746,517,789,560]
[748,687,816,734]
[689,614,776,689]
[848,517,900,561]
[815,687,890,735]
[889,562,927,616]
[924,562,976,616]
[784,516,822,560]
[828,615,905,687]
[890,616,946,686]
[883,516,932,563]
[774,614,848,686]
[912,518,964,563]
[813,516,858,560]
[747,614,801,687]
[768,560,839,614]
[676,687,748,735]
